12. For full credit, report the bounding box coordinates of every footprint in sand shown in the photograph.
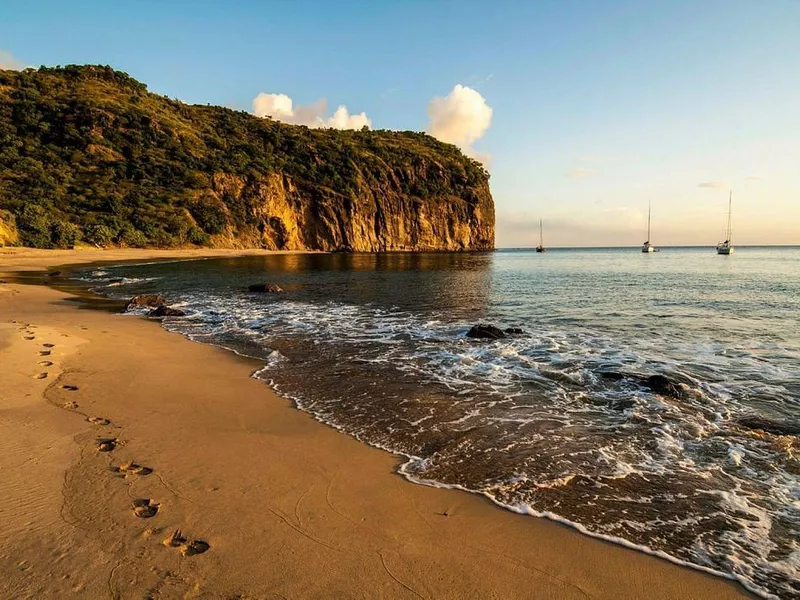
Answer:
[61,385,79,392]
[87,416,110,426]
[42,343,55,348]
[112,461,153,476]
[33,373,48,380]
[163,530,210,556]
[96,438,117,452]
[63,401,78,410]
[39,350,51,357]
[132,498,159,519]
[181,540,210,556]
[38,360,53,367]
[23,335,35,341]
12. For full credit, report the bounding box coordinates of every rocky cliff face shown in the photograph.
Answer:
[209,168,494,252]
[0,65,495,251]
[0,210,18,247]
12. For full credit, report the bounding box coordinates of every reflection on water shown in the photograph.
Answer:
[81,247,800,599]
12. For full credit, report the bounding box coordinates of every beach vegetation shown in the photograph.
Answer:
[0,65,489,248]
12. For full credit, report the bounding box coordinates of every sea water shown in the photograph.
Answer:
[80,247,800,598]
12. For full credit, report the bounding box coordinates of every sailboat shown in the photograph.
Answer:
[536,219,546,253]
[716,191,734,255]
[642,202,655,253]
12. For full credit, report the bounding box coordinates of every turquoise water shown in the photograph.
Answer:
[82,246,800,598]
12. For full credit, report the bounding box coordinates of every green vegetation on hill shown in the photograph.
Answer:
[0,65,492,249]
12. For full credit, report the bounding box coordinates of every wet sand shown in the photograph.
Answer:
[0,248,753,598]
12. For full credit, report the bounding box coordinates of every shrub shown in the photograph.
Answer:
[16,204,54,248]
[186,226,210,246]
[84,223,115,247]
[117,225,147,248]
[188,200,228,234]
[50,220,81,248]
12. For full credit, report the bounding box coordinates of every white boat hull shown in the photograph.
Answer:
[717,245,734,255]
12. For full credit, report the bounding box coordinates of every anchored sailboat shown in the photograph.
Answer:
[642,202,655,253]
[536,219,546,253]
[716,191,734,255]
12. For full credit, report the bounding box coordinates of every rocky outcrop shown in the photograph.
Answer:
[600,372,687,400]
[148,306,186,317]
[247,283,284,293]
[644,375,686,400]
[0,209,17,247]
[126,294,167,311]
[466,324,506,339]
[207,166,494,252]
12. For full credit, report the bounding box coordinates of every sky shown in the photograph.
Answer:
[1,0,798,247]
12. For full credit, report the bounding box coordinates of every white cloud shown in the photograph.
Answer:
[567,167,594,179]
[0,50,24,70]
[252,92,371,130]
[326,105,371,130]
[427,84,492,163]
[698,181,728,188]
[253,92,295,120]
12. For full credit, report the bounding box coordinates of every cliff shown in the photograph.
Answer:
[0,65,494,251]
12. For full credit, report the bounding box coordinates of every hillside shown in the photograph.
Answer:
[0,65,494,251]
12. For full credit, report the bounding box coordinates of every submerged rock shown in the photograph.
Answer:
[466,324,505,339]
[645,374,686,400]
[125,294,167,311]
[600,372,626,381]
[504,327,524,334]
[248,283,284,293]
[149,306,186,318]
[737,416,800,436]
[599,371,687,400]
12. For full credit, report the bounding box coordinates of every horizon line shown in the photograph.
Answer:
[498,244,800,250]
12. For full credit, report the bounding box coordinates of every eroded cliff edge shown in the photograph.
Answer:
[0,65,494,251]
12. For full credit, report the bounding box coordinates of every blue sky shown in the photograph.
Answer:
[2,0,798,246]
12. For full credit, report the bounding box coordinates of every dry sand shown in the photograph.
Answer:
[0,248,753,599]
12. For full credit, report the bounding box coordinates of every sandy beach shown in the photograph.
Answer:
[0,248,753,599]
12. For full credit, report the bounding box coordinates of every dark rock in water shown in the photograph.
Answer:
[108,277,124,284]
[126,294,167,311]
[504,327,524,334]
[611,397,636,411]
[149,306,186,318]
[737,416,800,436]
[601,371,688,400]
[466,324,506,339]
[248,283,284,293]
[601,372,626,381]
[47,271,62,277]
[645,374,685,399]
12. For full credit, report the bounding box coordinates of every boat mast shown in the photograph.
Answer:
[539,219,543,248]
[727,190,733,242]
[647,202,651,242]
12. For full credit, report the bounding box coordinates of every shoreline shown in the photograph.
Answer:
[0,248,754,599]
